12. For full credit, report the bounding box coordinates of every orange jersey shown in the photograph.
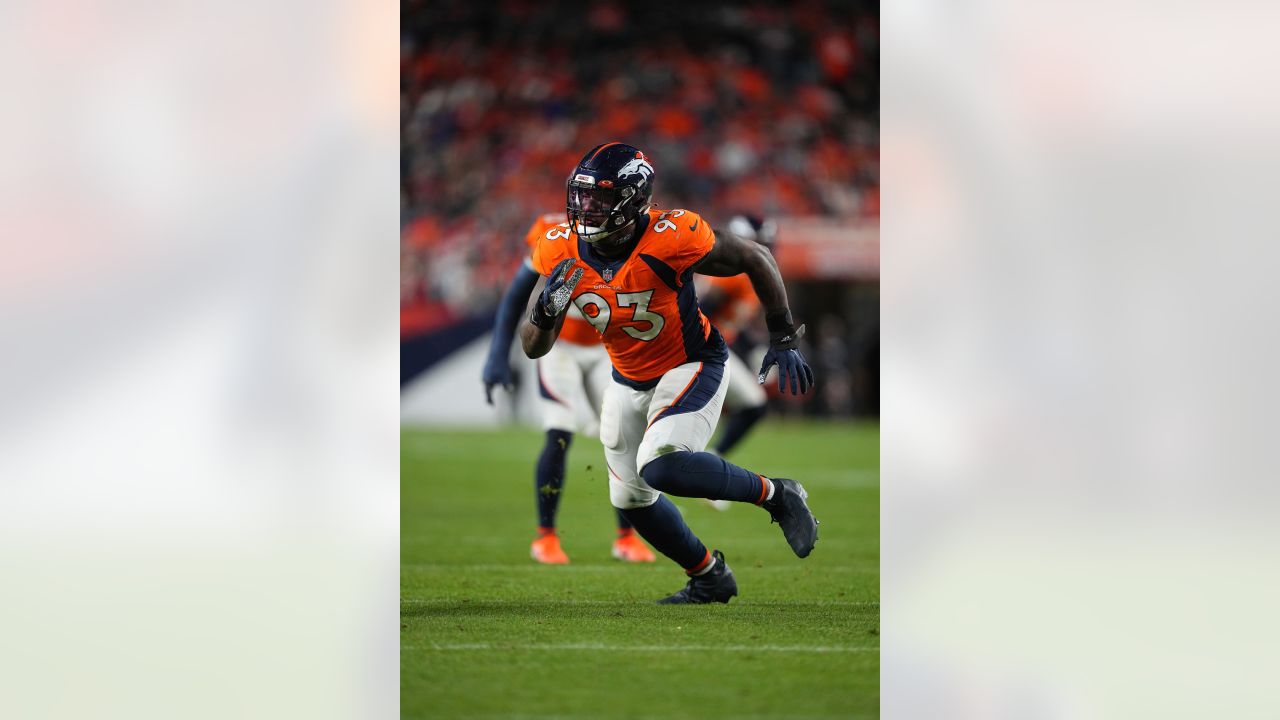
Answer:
[524,213,601,347]
[702,273,759,345]
[532,208,727,387]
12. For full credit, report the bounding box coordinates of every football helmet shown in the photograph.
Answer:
[566,142,655,247]
[727,214,778,250]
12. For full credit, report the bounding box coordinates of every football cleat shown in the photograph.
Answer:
[612,533,657,563]
[762,478,819,558]
[530,532,570,564]
[702,498,732,512]
[657,550,738,604]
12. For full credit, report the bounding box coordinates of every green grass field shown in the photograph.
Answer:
[402,420,879,719]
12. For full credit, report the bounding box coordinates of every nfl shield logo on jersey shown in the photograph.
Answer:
[603,268,613,282]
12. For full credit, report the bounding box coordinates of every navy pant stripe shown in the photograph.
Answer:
[650,361,725,426]
[537,361,568,406]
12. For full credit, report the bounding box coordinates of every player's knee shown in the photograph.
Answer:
[609,476,658,509]
[640,450,692,494]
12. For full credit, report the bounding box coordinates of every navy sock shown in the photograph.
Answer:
[615,509,634,533]
[535,430,572,529]
[619,495,710,572]
[714,405,767,455]
[642,450,770,504]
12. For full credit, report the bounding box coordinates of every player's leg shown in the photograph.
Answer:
[601,381,718,584]
[529,344,582,564]
[713,349,768,456]
[580,346,653,562]
[637,359,819,558]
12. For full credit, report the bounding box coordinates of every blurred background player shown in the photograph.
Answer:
[483,213,656,565]
[696,215,777,510]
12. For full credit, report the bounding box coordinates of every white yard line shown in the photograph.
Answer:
[404,642,877,654]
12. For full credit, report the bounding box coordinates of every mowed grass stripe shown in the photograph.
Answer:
[406,642,877,653]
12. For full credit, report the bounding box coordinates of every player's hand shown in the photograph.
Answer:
[531,258,584,329]
[538,258,583,316]
[757,323,814,395]
[482,356,514,405]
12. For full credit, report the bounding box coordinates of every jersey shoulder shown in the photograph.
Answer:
[524,213,566,251]
[638,208,716,274]
[530,220,578,275]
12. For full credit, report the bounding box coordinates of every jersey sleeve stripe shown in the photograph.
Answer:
[638,253,680,291]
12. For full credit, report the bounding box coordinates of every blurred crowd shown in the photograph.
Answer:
[401,0,878,330]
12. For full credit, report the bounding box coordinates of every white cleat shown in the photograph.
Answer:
[702,498,732,512]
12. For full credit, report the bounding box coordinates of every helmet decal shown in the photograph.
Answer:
[617,157,653,183]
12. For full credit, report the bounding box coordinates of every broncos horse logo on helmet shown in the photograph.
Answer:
[617,157,654,183]
[567,142,656,247]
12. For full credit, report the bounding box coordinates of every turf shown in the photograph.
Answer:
[402,419,879,719]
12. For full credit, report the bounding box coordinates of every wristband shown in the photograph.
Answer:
[765,309,795,333]
[529,302,556,330]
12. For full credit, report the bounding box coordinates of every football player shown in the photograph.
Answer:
[521,142,818,604]
[483,213,657,565]
[696,215,776,510]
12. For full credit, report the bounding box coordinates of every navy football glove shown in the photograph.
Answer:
[482,355,514,405]
[757,320,814,395]
[530,258,584,329]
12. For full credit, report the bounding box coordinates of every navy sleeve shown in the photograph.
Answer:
[486,262,541,364]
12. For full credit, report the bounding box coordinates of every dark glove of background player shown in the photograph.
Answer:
[483,263,541,404]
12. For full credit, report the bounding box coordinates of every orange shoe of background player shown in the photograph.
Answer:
[530,530,570,564]
[611,531,656,563]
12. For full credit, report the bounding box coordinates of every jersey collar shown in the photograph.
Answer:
[576,213,650,278]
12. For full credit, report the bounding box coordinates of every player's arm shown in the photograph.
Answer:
[519,278,567,359]
[520,258,582,359]
[482,260,541,404]
[694,229,814,394]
